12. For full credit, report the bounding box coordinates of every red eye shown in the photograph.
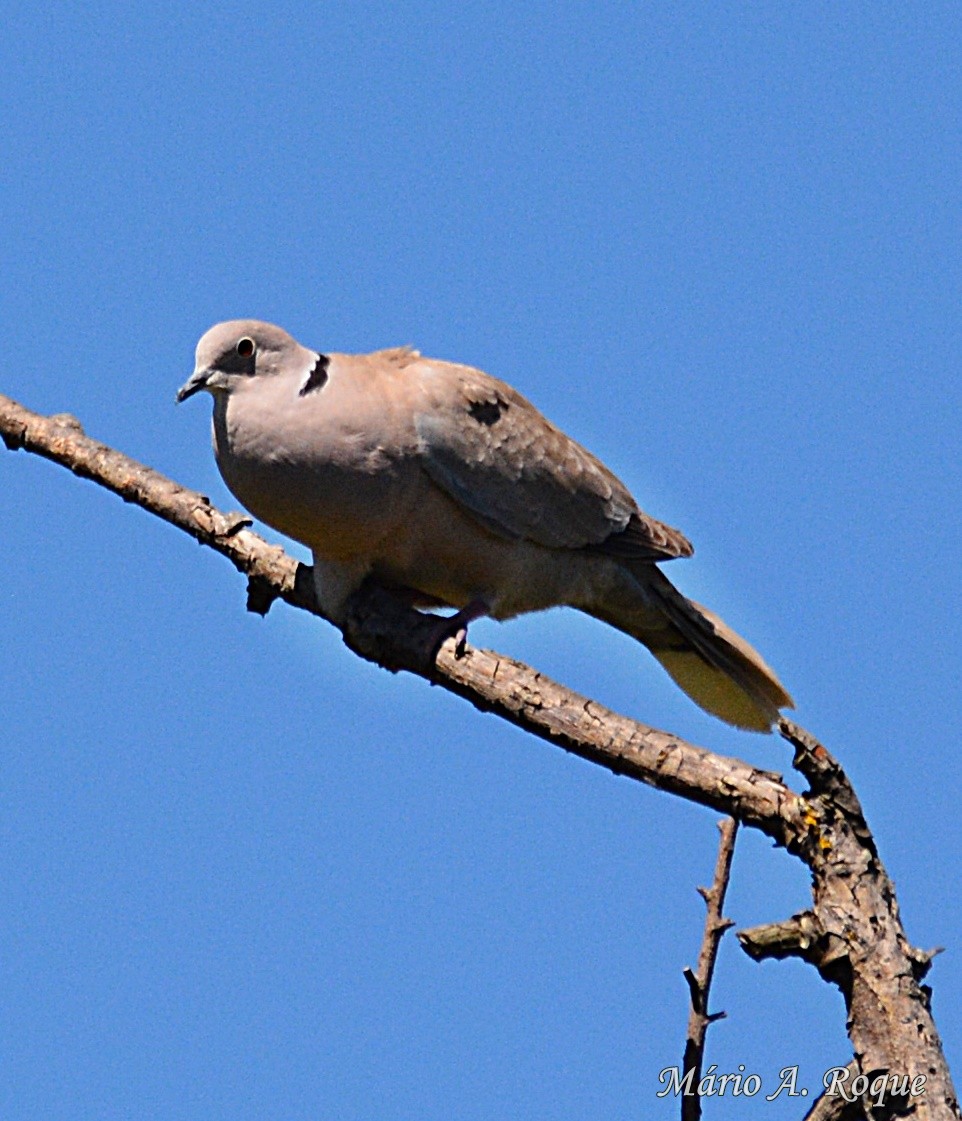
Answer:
[236,337,255,357]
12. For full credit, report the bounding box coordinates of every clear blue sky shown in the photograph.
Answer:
[3,4,961,1118]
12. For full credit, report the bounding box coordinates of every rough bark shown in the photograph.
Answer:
[2,391,957,1119]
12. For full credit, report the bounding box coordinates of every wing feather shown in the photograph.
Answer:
[413,362,692,560]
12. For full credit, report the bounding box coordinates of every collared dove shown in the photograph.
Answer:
[178,320,793,731]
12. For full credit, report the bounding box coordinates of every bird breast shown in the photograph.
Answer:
[211,368,419,559]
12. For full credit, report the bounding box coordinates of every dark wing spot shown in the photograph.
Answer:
[468,397,506,426]
[299,354,330,396]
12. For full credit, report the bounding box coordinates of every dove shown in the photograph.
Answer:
[178,320,793,730]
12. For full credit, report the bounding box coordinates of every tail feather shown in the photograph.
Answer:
[595,568,794,731]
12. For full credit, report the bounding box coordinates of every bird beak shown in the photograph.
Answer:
[176,366,210,403]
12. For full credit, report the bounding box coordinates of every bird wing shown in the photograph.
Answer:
[413,361,692,560]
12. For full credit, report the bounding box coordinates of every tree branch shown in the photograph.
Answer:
[802,1062,865,1121]
[0,392,801,838]
[738,911,824,964]
[681,817,738,1121]
[2,390,958,1119]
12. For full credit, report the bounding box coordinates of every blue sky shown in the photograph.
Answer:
[3,4,961,1118]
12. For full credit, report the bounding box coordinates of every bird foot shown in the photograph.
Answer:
[424,599,490,661]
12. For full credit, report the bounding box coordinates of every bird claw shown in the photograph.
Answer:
[424,599,489,661]
[451,624,469,659]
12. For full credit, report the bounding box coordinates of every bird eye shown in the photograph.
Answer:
[236,337,255,357]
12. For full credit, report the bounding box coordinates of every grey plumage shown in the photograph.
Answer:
[179,319,793,730]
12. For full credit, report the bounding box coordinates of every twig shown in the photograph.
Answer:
[680,818,738,1121]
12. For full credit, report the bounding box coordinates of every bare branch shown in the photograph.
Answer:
[0,391,802,838]
[773,723,959,1117]
[681,817,738,1121]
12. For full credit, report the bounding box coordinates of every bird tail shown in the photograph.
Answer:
[591,567,794,731]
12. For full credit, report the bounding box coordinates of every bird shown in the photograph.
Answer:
[178,320,793,731]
